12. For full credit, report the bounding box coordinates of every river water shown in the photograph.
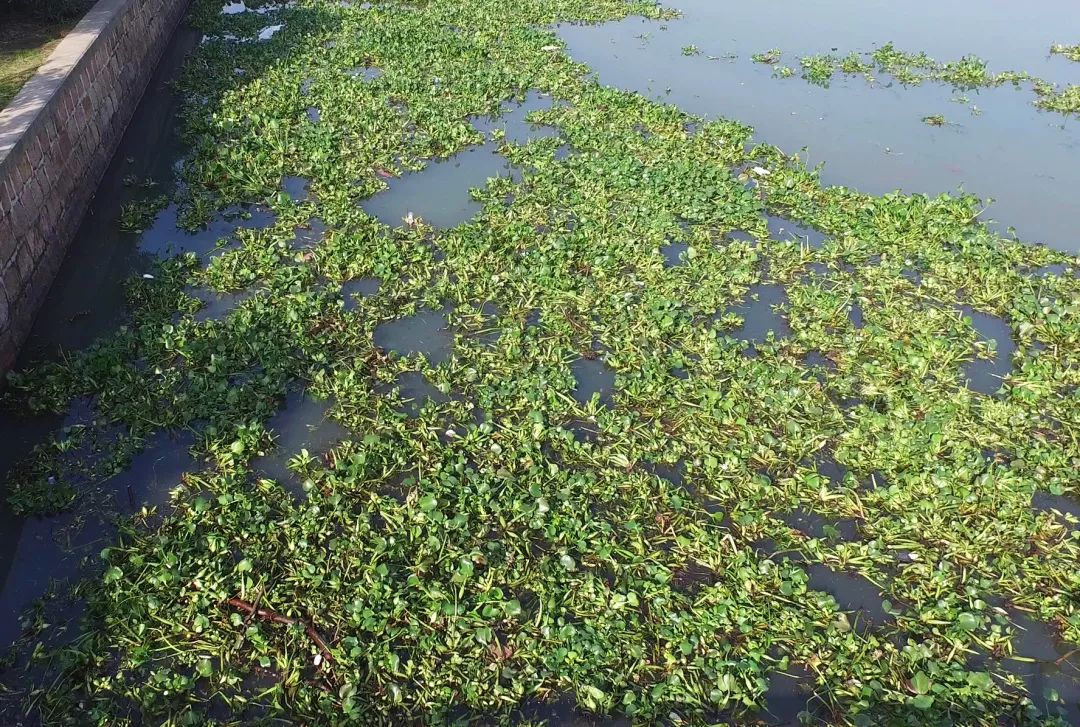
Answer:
[0,0,1078,721]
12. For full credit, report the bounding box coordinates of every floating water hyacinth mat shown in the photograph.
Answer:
[1,0,1079,725]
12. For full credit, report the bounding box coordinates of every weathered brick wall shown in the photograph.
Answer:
[0,0,192,374]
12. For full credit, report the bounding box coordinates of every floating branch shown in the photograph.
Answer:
[226,597,334,664]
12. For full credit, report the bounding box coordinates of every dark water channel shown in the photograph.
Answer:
[558,0,1080,253]
[0,23,205,651]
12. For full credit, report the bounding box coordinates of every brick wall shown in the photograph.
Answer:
[0,0,192,375]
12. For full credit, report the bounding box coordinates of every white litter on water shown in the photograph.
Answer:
[257,24,284,41]
[751,166,770,176]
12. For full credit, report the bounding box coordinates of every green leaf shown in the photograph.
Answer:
[956,612,979,631]
[910,694,934,710]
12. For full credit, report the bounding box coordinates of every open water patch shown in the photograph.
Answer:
[139,204,276,258]
[767,216,826,249]
[109,429,199,511]
[661,240,690,267]
[571,357,617,407]
[723,283,791,349]
[779,507,859,541]
[385,371,451,417]
[959,306,1015,394]
[282,175,311,203]
[471,90,561,145]
[341,277,381,310]
[361,143,516,228]
[373,305,455,364]
[187,287,254,322]
[757,661,816,726]
[806,564,891,627]
[347,65,382,82]
[998,609,1080,724]
[251,391,350,497]
[291,217,326,249]
[1032,490,1080,528]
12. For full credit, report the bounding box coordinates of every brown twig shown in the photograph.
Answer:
[226,597,334,664]
[1056,648,1079,667]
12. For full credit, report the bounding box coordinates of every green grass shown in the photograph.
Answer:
[0,16,76,109]
[1,0,1079,724]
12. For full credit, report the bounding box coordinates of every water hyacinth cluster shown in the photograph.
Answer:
[0,0,1078,725]
[752,41,1080,116]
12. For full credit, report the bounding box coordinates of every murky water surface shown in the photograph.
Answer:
[362,92,558,228]
[558,0,1080,253]
[373,305,455,364]
[724,283,791,346]
[251,391,349,496]
[959,305,1016,394]
[571,357,617,407]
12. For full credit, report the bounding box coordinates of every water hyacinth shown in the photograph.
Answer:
[0,0,1077,725]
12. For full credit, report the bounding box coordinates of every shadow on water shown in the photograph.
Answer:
[0,22,205,650]
[0,425,198,648]
[373,305,455,364]
[361,91,559,228]
[959,305,1015,394]
[15,26,202,361]
[251,391,350,497]
[557,0,1080,253]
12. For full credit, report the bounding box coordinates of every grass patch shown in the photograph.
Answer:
[0,12,82,108]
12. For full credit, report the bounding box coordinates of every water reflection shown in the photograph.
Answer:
[558,0,1080,252]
